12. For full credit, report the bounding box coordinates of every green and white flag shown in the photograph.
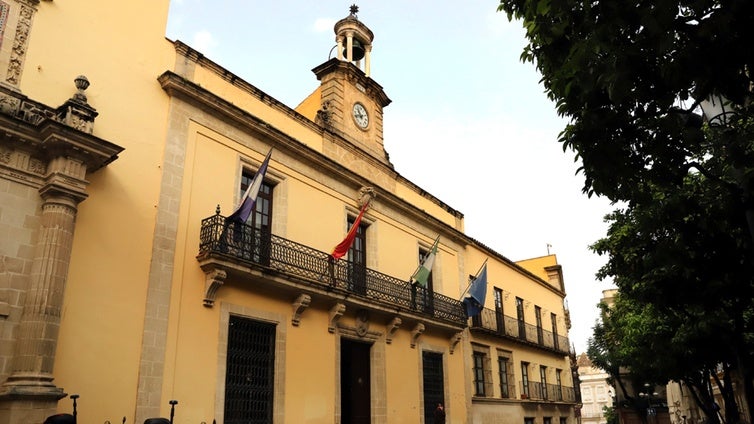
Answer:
[411,236,440,287]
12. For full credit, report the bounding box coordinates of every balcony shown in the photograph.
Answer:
[521,382,577,403]
[469,307,571,355]
[197,212,467,327]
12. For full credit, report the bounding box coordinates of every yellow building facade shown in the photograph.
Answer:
[0,1,577,423]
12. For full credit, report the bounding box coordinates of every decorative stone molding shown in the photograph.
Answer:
[410,323,425,349]
[385,316,401,344]
[202,268,227,307]
[291,294,311,326]
[5,3,32,86]
[316,100,331,127]
[338,325,382,343]
[449,331,463,354]
[358,186,376,207]
[355,308,369,337]
[329,303,346,333]
[0,76,99,135]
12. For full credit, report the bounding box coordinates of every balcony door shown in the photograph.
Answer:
[551,312,559,350]
[347,217,367,295]
[239,170,273,265]
[535,306,544,344]
[493,287,504,334]
[516,297,526,340]
[416,246,435,314]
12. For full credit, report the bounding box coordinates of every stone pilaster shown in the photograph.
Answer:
[0,156,87,422]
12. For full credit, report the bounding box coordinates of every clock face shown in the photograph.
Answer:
[352,102,369,129]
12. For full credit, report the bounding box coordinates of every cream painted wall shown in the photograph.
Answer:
[384,332,423,419]
[394,183,461,229]
[282,309,338,423]
[190,65,325,153]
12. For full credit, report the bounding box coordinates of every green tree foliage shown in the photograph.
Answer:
[496,0,754,422]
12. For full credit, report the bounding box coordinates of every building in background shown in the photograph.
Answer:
[597,290,670,424]
[577,353,615,424]
[0,1,577,423]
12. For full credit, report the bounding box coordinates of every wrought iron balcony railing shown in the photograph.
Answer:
[199,212,467,325]
[520,382,576,402]
[469,307,571,355]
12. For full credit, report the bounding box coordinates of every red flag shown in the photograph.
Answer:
[330,202,369,260]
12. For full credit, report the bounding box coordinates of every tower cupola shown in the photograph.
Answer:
[334,5,374,77]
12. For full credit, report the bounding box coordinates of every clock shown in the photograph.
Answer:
[352,102,369,129]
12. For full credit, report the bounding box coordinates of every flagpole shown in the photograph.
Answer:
[407,235,440,287]
[459,258,488,301]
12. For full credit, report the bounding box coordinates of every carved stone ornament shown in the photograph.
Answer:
[385,316,401,344]
[355,309,370,337]
[358,186,376,207]
[6,3,33,86]
[410,323,425,349]
[291,294,311,327]
[449,331,463,354]
[202,268,227,307]
[316,100,331,127]
[329,303,346,333]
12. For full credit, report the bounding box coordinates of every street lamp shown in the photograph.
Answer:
[639,384,660,422]
[699,93,735,126]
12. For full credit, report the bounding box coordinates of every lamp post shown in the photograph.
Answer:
[639,384,660,424]
[697,93,754,246]
[699,94,734,126]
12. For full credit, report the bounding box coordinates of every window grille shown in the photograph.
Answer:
[224,315,276,424]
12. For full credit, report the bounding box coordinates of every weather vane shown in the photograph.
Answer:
[349,4,359,17]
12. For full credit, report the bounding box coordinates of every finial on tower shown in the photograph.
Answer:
[349,4,359,18]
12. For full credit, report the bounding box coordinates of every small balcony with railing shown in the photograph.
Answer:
[469,307,571,355]
[520,381,577,403]
[196,211,468,337]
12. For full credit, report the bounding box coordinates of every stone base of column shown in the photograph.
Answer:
[0,381,67,424]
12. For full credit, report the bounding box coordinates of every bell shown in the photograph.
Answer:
[343,38,366,61]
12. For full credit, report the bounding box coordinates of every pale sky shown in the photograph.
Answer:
[165,0,615,354]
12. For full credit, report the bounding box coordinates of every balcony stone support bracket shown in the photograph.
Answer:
[449,331,463,354]
[202,268,227,307]
[385,316,401,344]
[291,294,311,327]
[410,323,425,348]
[329,303,346,333]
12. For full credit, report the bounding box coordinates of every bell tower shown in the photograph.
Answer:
[335,4,374,76]
[313,5,392,165]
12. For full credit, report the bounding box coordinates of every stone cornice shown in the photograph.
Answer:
[312,58,391,108]
[0,86,124,173]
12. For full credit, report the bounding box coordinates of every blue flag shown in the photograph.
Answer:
[463,262,488,317]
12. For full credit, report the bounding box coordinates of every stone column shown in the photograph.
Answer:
[346,31,354,62]
[0,156,87,424]
[364,44,372,77]
[336,35,344,61]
